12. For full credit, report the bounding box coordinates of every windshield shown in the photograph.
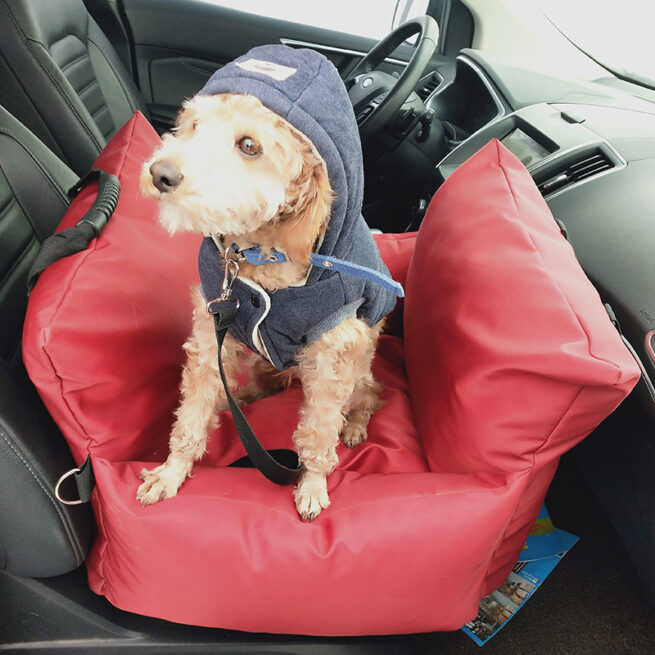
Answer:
[537,0,655,88]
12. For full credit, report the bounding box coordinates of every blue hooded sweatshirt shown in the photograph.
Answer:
[197,45,398,370]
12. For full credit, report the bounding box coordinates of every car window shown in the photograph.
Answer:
[199,0,429,41]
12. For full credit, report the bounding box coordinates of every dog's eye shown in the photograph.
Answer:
[237,136,262,158]
[192,120,198,131]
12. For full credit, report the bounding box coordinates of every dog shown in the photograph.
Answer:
[136,46,398,521]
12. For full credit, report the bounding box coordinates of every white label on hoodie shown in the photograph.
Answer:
[235,58,296,82]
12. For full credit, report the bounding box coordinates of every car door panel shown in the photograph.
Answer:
[121,0,427,128]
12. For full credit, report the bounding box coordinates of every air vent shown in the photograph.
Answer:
[537,149,614,196]
[417,72,441,101]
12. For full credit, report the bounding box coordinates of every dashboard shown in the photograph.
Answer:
[417,51,655,414]
[426,56,506,138]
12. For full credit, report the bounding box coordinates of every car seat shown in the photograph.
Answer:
[0,0,147,175]
[0,103,95,576]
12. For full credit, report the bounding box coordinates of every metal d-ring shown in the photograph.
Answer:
[54,467,85,505]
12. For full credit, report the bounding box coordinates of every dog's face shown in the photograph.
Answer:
[141,93,328,242]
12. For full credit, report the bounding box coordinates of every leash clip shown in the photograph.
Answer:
[206,249,240,314]
[221,252,239,301]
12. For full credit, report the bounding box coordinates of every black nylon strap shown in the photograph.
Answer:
[27,221,97,293]
[74,455,95,503]
[55,454,95,505]
[212,300,304,486]
[27,169,120,294]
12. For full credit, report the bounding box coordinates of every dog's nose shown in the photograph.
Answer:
[149,159,184,193]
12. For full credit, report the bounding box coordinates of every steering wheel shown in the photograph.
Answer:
[346,15,439,143]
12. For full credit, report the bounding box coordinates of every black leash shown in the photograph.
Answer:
[209,297,304,485]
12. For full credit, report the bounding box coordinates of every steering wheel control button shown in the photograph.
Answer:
[356,105,375,124]
[362,77,373,88]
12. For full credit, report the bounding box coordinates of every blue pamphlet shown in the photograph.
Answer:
[461,506,578,646]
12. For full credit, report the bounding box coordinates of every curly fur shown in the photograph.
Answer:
[137,93,384,521]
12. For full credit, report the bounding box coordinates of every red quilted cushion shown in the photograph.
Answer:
[22,115,639,635]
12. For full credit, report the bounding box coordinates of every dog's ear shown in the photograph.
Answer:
[275,137,333,266]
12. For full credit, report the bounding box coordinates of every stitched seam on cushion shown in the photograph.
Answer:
[1,0,103,152]
[91,104,109,121]
[87,36,138,114]
[496,143,623,384]
[77,76,98,98]
[38,318,97,451]
[0,193,16,221]
[482,383,588,585]
[88,478,108,593]
[39,116,138,454]
[534,385,587,458]
[0,424,84,565]
[0,233,36,289]
[59,50,88,73]
[23,37,104,151]
[1,232,36,359]
[0,47,67,160]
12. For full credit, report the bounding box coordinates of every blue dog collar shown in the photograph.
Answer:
[232,244,404,298]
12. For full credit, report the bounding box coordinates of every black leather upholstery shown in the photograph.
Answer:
[0,0,147,175]
[0,105,95,577]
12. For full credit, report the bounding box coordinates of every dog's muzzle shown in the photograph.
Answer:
[149,159,184,193]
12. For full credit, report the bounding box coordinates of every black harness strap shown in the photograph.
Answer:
[211,299,304,486]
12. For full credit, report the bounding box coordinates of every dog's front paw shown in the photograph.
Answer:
[294,471,330,522]
[136,460,189,507]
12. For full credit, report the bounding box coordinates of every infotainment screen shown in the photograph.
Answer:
[501,128,551,167]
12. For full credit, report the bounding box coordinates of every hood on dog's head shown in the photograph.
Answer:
[197,45,363,269]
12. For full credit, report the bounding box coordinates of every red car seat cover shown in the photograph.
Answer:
[23,114,639,635]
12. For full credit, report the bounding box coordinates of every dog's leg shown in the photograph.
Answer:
[340,320,383,448]
[340,372,382,448]
[293,317,375,521]
[137,286,243,506]
[234,356,294,406]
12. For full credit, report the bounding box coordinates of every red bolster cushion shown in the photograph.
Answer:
[403,139,640,594]
[23,112,200,464]
[404,139,639,476]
